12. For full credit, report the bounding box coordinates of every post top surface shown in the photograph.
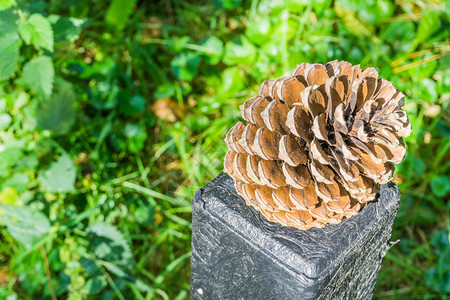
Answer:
[194,172,400,279]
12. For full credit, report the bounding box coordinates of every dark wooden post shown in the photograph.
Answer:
[190,173,400,299]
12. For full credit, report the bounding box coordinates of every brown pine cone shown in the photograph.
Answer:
[224,60,411,230]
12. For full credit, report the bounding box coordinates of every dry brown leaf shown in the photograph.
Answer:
[151,98,181,122]
[0,267,8,286]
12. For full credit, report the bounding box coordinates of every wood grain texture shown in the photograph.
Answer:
[191,172,400,299]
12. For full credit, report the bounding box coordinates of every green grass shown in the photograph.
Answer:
[0,0,449,299]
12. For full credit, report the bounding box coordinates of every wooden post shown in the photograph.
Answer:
[190,173,400,299]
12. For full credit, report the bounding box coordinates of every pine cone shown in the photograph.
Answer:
[224,60,411,230]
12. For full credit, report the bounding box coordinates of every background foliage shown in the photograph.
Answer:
[0,0,448,299]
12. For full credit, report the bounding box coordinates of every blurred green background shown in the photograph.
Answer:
[0,0,448,299]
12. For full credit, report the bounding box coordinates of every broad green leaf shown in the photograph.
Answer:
[83,276,107,295]
[36,79,76,135]
[218,66,245,97]
[223,36,257,66]
[257,0,287,14]
[271,18,298,41]
[375,0,394,20]
[0,113,11,129]
[425,265,450,294]
[48,15,85,43]
[245,16,271,45]
[335,0,368,13]
[1,173,29,193]
[0,187,19,204]
[87,223,132,266]
[0,9,18,35]
[199,36,224,65]
[124,123,146,152]
[431,230,450,256]
[431,176,450,197]
[0,33,20,81]
[134,206,155,225]
[39,155,76,193]
[0,138,25,172]
[286,0,309,12]
[261,40,281,58]
[357,0,394,24]
[0,0,15,11]
[335,0,393,23]
[119,94,145,116]
[90,81,119,110]
[154,84,175,98]
[0,204,50,248]
[18,14,53,52]
[22,56,54,98]
[211,0,242,10]
[105,0,137,30]
[252,52,272,80]
[170,52,200,81]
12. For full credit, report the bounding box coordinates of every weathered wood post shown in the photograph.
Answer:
[190,172,400,299]
[190,60,410,299]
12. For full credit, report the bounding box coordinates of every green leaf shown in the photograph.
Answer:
[83,276,107,295]
[431,176,450,197]
[0,204,50,248]
[357,0,394,24]
[39,155,76,193]
[18,14,53,52]
[0,33,20,81]
[105,0,137,30]
[223,36,257,66]
[252,52,271,80]
[22,56,54,98]
[170,52,200,81]
[245,16,271,45]
[49,15,85,43]
[211,0,242,10]
[124,123,147,152]
[199,36,224,65]
[286,0,309,12]
[154,84,175,98]
[271,18,298,41]
[375,0,394,20]
[87,223,132,266]
[0,187,19,205]
[0,0,15,11]
[218,66,245,96]
[119,94,145,116]
[0,113,11,129]
[0,9,18,35]
[335,0,368,14]
[0,138,25,173]
[2,173,29,193]
[36,79,76,135]
[431,230,450,256]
